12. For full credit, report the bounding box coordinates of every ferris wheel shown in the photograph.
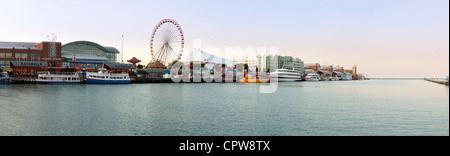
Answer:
[150,19,184,67]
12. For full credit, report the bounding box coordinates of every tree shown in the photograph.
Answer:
[137,64,144,69]
[169,60,179,68]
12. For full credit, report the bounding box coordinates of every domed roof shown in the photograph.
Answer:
[62,41,120,54]
[149,61,166,68]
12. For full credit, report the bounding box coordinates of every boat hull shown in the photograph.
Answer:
[269,69,302,82]
[86,78,131,84]
[272,78,301,82]
[239,79,271,83]
[0,81,11,84]
[36,81,80,84]
[305,78,320,81]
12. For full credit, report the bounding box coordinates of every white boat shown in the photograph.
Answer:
[269,69,302,82]
[330,76,339,81]
[305,73,320,81]
[341,73,353,81]
[86,69,131,84]
[36,72,81,84]
[1,71,11,84]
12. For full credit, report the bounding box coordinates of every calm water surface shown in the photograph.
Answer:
[0,80,448,136]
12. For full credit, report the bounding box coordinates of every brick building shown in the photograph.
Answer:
[0,41,62,69]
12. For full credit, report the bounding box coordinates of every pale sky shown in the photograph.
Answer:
[0,0,448,78]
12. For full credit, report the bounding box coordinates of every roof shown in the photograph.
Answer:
[184,49,234,67]
[149,61,166,68]
[128,57,140,61]
[127,57,141,63]
[62,54,108,61]
[0,41,40,50]
[62,41,120,54]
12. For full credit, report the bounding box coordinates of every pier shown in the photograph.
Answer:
[11,77,36,84]
[425,78,449,86]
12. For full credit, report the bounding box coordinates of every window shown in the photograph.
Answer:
[15,53,28,59]
[0,61,10,66]
[31,54,40,59]
[5,53,12,58]
[0,53,5,58]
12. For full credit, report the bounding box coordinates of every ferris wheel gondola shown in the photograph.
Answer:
[149,19,184,68]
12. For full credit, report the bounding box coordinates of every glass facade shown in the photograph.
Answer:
[61,41,118,63]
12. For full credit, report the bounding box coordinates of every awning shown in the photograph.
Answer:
[104,63,134,69]
[10,61,48,67]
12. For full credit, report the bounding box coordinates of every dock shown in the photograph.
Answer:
[425,78,449,86]
[11,77,36,84]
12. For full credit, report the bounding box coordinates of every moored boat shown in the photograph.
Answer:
[341,73,352,81]
[269,69,302,82]
[36,72,81,84]
[1,70,11,84]
[86,69,131,84]
[239,76,271,83]
[305,73,320,81]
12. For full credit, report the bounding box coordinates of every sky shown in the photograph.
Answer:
[0,0,448,78]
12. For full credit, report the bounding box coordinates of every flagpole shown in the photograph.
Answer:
[121,35,124,63]
[74,54,76,73]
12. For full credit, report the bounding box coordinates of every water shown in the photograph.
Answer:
[0,80,448,136]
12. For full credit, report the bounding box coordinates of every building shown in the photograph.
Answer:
[321,65,333,72]
[61,41,120,69]
[352,62,358,79]
[305,63,321,72]
[335,65,344,73]
[0,41,62,72]
[233,56,257,71]
[258,55,304,75]
[345,69,353,74]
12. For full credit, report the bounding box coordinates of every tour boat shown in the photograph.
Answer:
[86,69,131,84]
[305,73,320,81]
[239,76,271,83]
[341,73,353,81]
[269,69,302,82]
[36,72,81,84]
[0,71,11,84]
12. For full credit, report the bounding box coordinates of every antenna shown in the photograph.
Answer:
[121,35,124,63]
[47,34,57,58]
